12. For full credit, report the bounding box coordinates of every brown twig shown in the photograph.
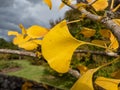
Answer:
[75,50,119,57]
[62,0,120,49]
[0,49,119,78]
[0,49,36,57]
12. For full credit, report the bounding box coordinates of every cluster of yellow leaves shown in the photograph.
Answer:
[71,57,120,90]
[43,0,108,11]
[7,1,120,90]
[8,20,120,90]
[8,24,48,50]
[79,27,119,51]
[90,0,108,11]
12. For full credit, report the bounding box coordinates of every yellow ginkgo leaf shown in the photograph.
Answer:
[42,20,86,73]
[113,19,120,26]
[59,2,65,10]
[77,64,88,75]
[43,0,52,9]
[92,0,108,11]
[19,41,38,50]
[59,0,72,10]
[8,31,19,36]
[19,24,27,35]
[27,25,49,38]
[99,29,110,38]
[71,67,99,90]
[13,35,30,45]
[87,0,93,3]
[80,27,96,38]
[99,30,119,50]
[111,70,120,79]
[91,40,107,47]
[95,77,120,90]
[33,40,42,45]
[109,32,119,50]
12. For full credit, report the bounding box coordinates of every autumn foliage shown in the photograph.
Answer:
[8,0,120,90]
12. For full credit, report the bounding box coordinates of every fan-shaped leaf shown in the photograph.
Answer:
[109,32,119,50]
[59,2,65,10]
[33,40,42,45]
[27,25,49,38]
[71,67,99,90]
[8,31,19,36]
[19,41,38,50]
[111,70,120,79]
[99,29,110,38]
[87,0,93,3]
[59,0,72,10]
[13,35,30,45]
[91,40,107,47]
[113,19,120,26]
[80,27,96,38]
[92,0,108,11]
[95,77,120,90]
[43,0,52,9]
[77,64,88,75]
[99,30,119,50]
[42,20,86,73]
[19,24,27,35]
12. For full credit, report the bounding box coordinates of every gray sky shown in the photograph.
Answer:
[0,0,70,41]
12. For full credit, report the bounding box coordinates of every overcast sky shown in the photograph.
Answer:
[0,0,70,41]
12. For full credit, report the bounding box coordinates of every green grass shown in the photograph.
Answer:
[8,60,44,82]
[0,60,20,70]
[7,60,76,90]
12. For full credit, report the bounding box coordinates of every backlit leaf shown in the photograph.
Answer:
[71,67,99,90]
[111,70,120,79]
[113,19,120,26]
[59,2,65,10]
[92,0,108,11]
[33,40,42,45]
[8,31,19,36]
[19,24,27,35]
[59,0,71,10]
[87,0,93,3]
[27,25,49,38]
[95,77,120,90]
[77,64,88,75]
[42,20,86,73]
[91,40,107,47]
[43,0,52,9]
[80,27,96,38]
[109,32,119,50]
[99,29,110,38]
[99,30,119,50]
[13,35,30,45]
[19,41,38,50]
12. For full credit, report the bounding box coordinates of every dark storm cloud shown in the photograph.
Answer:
[0,0,69,41]
[27,0,42,4]
[0,0,14,7]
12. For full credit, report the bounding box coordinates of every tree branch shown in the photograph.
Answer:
[0,49,119,78]
[62,0,120,50]
[0,49,36,57]
[75,50,119,57]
